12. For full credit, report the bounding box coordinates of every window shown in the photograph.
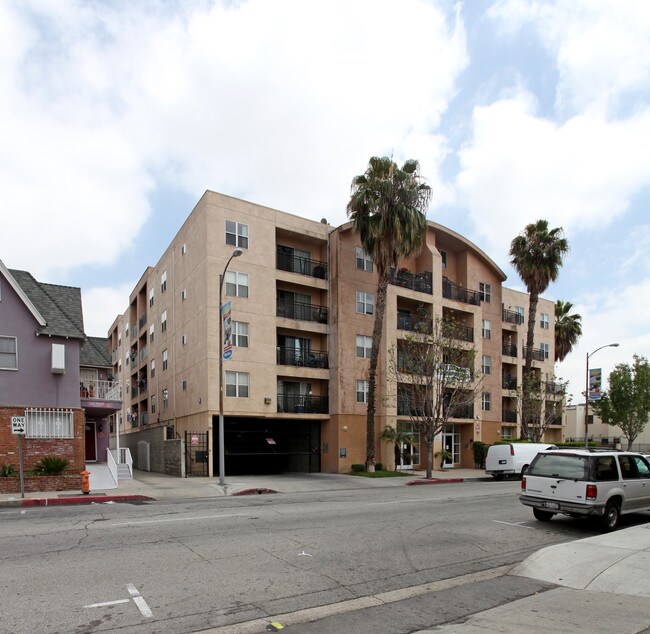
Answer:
[125,323,129,336]
[355,247,373,272]
[161,311,167,332]
[0,336,17,369]
[150,360,155,378]
[356,335,372,359]
[118,359,122,373]
[151,395,156,414]
[233,321,249,347]
[540,313,549,330]
[181,334,187,346]
[479,283,491,303]
[118,333,122,347]
[181,243,187,255]
[182,380,187,391]
[226,371,249,397]
[225,271,249,298]
[356,290,374,315]
[482,355,491,375]
[225,220,249,249]
[501,426,513,439]
[125,354,129,367]
[161,271,167,293]
[162,349,168,371]
[516,306,525,323]
[181,289,187,301]
[356,379,369,403]
[149,288,154,307]
[440,250,447,269]
[540,342,550,359]
[162,388,169,411]
[26,408,73,438]
[482,319,491,339]
[482,392,491,411]
[148,324,153,343]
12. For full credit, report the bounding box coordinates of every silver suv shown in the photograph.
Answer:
[520,449,650,531]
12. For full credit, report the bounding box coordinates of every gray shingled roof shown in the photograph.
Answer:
[81,336,111,368]
[9,269,85,340]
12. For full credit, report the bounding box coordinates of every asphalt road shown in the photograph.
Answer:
[0,480,608,634]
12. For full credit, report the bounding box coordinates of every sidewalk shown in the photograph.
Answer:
[0,467,491,507]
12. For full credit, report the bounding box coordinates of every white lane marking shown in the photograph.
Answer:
[298,551,312,557]
[127,584,153,618]
[84,599,130,609]
[365,499,425,506]
[493,520,534,529]
[111,513,248,527]
[20,510,25,515]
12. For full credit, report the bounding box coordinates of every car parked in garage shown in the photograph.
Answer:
[520,449,650,531]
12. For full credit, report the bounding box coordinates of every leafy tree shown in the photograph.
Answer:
[379,425,414,471]
[591,355,650,449]
[517,372,567,442]
[386,316,483,479]
[554,300,582,362]
[509,220,569,438]
[347,156,431,471]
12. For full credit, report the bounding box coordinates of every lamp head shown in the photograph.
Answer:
[232,248,243,258]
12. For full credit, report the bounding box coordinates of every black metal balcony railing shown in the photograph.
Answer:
[442,277,481,305]
[140,412,149,426]
[545,381,565,396]
[276,251,328,280]
[397,397,433,417]
[397,313,432,333]
[523,347,546,362]
[138,379,147,394]
[390,268,433,294]
[445,405,474,419]
[277,347,329,369]
[131,386,138,399]
[502,343,518,357]
[277,393,329,414]
[138,313,147,329]
[502,308,524,325]
[443,324,474,343]
[502,376,517,390]
[131,325,138,339]
[276,299,328,324]
[503,409,517,423]
[547,414,562,426]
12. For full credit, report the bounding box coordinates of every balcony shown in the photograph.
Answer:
[80,380,122,401]
[502,308,524,325]
[502,343,518,357]
[138,378,148,394]
[443,323,474,343]
[545,381,565,396]
[131,324,138,340]
[277,393,329,414]
[276,299,328,324]
[445,405,474,419]
[523,347,546,362]
[397,313,432,333]
[547,414,562,426]
[442,277,481,306]
[138,312,147,330]
[276,251,328,279]
[397,399,433,417]
[277,347,328,369]
[502,409,517,423]
[502,376,517,390]
[390,268,433,294]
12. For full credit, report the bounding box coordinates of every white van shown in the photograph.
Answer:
[485,443,557,479]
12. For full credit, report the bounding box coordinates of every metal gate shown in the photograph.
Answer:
[185,431,209,477]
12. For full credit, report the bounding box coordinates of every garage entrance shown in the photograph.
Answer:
[213,418,321,475]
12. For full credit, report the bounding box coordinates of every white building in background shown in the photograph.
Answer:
[564,404,650,449]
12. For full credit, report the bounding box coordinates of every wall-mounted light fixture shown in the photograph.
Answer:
[264,397,272,404]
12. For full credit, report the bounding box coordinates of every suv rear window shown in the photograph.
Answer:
[527,453,588,480]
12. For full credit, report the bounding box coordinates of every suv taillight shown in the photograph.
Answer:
[521,476,526,492]
[586,484,597,501]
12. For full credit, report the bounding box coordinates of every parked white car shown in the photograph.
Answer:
[485,443,557,479]
[520,449,650,531]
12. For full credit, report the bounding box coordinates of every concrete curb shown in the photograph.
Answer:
[1,495,155,508]
[405,477,492,486]
[231,488,277,496]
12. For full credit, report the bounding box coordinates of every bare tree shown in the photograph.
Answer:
[517,372,567,442]
[386,316,484,478]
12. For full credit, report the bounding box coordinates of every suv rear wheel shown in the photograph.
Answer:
[601,500,620,532]
[533,508,554,522]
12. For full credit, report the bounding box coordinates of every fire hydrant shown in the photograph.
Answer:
[81,470,90,495]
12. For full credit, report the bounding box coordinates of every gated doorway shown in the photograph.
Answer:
[185,431,209,477]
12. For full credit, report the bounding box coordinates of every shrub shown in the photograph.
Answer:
[351,464,365,472]
[34,456,69,475]
[472,441,488,468]
[1,463,15,477]
[375,463,383,471]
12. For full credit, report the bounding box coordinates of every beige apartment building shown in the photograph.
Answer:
[108,191,559,476]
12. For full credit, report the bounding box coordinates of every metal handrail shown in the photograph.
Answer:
[276,251,328,279]
[277,347,328,368]
[276,299,328,324]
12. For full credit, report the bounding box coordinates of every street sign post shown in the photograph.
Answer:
[10,416,26,498]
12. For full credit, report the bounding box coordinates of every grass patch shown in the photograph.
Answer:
[350,470,409,478]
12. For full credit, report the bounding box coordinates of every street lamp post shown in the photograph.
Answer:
[218,248,243,485]
[584,343,619,448]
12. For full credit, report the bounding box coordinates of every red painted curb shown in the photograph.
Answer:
[231,488,277,496]
[21,495,153,507]
[405,478,464,486]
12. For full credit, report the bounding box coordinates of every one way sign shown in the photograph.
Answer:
[11,416,26,435]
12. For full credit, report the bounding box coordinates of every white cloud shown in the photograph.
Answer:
[81,281,135,337]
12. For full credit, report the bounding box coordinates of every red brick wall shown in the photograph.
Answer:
[0,474,82,493]
[0,406,86,473]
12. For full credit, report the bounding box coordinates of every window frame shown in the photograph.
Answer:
[479,282,491,303]
[482,392,491,411]
[540,313,549,330]
[356,335,372,359]
[0,335,18,370]
[356,290,374,315]
[482,319,491,339]
[225,371,249,398]
[482,355,491,375]
[225,271,249,298]
[355,247,373,272]
[233,321,249,347]
[162,349,168,371]
[225,220,249,249]
[356,379,369,403]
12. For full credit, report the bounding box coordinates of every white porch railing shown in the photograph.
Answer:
[106,448,118,485]
[81,380,122,400]
[110,447,133,478]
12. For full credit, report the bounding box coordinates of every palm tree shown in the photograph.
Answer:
[347,157,431,471]
[554,299,582,362]
[509,220,569,439]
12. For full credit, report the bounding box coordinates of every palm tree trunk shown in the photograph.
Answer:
[366,273,389,471]
[522,292,539,440]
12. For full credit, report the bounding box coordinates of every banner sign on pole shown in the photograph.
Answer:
[222,301,233,361]
[588,368,602,401]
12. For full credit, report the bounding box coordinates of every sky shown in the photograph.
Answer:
[2,0,649,403]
